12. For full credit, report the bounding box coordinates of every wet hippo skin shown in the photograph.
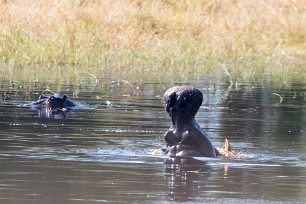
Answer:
[163,86,219,157]
[29,94,76,109]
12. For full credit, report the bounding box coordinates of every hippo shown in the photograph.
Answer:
[28,94,76,110]
[162,86,220,157]
[23,94,77,118]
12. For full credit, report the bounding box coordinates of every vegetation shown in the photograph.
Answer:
[0,0,305,84]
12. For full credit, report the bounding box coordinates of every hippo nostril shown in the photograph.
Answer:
[169,93,176,107]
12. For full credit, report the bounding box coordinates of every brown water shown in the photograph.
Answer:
[1,76,306,204]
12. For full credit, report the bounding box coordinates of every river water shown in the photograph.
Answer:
[0,76,306,204]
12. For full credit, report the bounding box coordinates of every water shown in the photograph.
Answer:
[1,76,306,204]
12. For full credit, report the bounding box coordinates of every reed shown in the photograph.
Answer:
[0,0,305,83]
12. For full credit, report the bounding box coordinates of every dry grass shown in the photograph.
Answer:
[0,0,305,83]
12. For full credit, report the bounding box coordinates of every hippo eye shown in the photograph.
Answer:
[47,96,55,103]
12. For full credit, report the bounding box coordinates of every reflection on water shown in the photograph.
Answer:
[1,77,306,203]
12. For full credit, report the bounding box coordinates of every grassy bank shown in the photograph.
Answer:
[0,0,305,84]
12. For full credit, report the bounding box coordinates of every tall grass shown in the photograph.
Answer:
[0,0,305,83]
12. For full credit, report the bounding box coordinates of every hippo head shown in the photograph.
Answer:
[25,94,76,118]
[46,95,68,109]
[162,86,217,157]
[163,86,203,119]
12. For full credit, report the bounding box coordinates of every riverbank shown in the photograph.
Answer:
[0,0,305,84]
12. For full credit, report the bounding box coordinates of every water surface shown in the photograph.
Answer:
[1,76,306,203]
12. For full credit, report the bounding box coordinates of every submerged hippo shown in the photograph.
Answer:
[162,86,219,157]
[28,94,76,110]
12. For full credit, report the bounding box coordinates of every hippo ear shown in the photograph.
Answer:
[62,95,68,102]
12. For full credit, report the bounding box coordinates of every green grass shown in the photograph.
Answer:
[0,0,305,84]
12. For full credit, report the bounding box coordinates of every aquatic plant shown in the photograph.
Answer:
[0,0,305,84]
